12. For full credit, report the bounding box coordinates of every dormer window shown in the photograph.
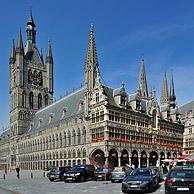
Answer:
[136,100,141,111]
[79,100,84,111]
[38,119,43,128]
[96,93,99,103]
[120,95,126,106]
[49,113,54,123]
[30,122,34,130]
[61,107,67,117]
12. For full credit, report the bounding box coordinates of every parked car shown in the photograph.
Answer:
[47,166,71,181]
[149,166,163,182]
[94,168,111,181]
[64,165,95,182]
[110,166,132,183]
[165,166,194,194]
[122,167,159,193]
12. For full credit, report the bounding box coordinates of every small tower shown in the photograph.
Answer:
[160,72,169,105]
[160,72,170,119]
[26,10,36,44]
[84,23,100,91]
[84,24,101,114]
[138,56,148,98]
[169,73,176,109]
[46,40,53,94]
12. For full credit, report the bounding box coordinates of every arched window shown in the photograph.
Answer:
[72,130,76,145]
[152,109,157,128]
[22,91,26,108]
[82,127,86,144]
[68,131,71,146]
[29,92,33,109]
[28,69,32,84]
[38,93,42,109]
[45,94,48,106]
[38,72,43,86]
[77,129,81,144]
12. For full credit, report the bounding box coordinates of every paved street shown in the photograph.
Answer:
[0,170,165,194]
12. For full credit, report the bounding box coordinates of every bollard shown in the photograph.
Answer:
[3,174,5,180]
[43,172,45,177]
[31,172,33,179]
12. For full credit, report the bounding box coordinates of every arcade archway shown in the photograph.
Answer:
[140,151,147,167]
[149,151,158,166]
[108,149,118,169]
[121,149,129,166]
[90,149,105,168]
[131,150,138,168]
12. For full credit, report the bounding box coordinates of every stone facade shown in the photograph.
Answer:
[179,101,194,155]
[0,13,184,170]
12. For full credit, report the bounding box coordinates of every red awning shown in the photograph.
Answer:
[177,155,189,159]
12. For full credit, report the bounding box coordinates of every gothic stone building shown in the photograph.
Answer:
[0,13,184,170]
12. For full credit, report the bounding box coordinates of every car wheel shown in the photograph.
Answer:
[49,179,54,182]
[111,180,115,183]
[80,176,85,182]
[122,190,128,194]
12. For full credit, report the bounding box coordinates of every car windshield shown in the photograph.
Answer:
[71,166,85,172]
[50,167,57,172]
[170,170,194,178]
[130,169,151,176]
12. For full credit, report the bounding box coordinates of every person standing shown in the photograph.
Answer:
[16,166,20,179]
[4,165,7,174]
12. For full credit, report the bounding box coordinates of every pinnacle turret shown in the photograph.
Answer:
[169,73,176,108]
[17,28,23,51]
[138,56,148,98]
[46,40,53,63]
[160,72,169,105]
[10,39,15,63]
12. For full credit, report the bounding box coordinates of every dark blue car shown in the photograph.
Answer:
[122,167,159,193]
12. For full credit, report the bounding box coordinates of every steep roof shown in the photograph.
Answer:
[28,87,85,133]
[179,101,194,118]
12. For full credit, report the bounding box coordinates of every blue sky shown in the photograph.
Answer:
[1,0,194,131]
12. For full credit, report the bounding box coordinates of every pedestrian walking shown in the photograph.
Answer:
[16,166,20,179]
[4,165,7,174]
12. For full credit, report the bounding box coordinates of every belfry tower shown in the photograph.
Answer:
[9,12,53,137]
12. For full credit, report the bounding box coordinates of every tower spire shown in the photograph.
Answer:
[26,9,36,43]
[16,28,23,51]
[169,72,176,108]
[138,56,148,98]
[160,72,169,105]
[84,23,100,90]
[85,23,99,67]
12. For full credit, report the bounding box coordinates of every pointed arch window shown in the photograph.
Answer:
[28,69,32,84]
[152,109,157,128]
[29,92,33,109]
[38,72,43,86]
[38,93,42,109]
[45,94,48,106]
[22,90,26,108]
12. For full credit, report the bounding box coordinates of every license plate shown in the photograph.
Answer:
[177,188,189,191]
[66,177,73,180]
[130,185,138,188]
[98,175,102,177]
[115,175,120,177]
[50,175,55,178]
